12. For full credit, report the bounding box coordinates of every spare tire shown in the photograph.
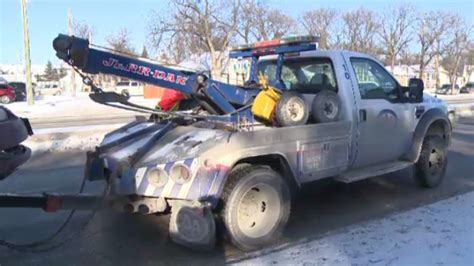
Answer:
[274,91,309,127]
[311,90,341,123]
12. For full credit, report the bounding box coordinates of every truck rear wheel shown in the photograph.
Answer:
[274,91,309,127]
[414,136,447,188]
[220,166,291,251]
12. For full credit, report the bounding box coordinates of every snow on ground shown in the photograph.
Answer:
[237,192,474,266]
[4,93,159,119]
[426,91,474,101]
[25,131,105,155]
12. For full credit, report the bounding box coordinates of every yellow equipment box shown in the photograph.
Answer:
[251,74,281,121]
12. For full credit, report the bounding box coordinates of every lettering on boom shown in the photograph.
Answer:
[102,58,188,86]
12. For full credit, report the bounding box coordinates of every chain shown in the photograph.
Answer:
[0,169,109,253]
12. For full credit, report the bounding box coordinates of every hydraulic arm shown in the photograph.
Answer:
[53,34,260,119]
[52,34,318,123]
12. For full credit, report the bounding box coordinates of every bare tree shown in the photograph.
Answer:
[415,11,450,80]
[238,0,260,44]
[341,8,380,54]
[238,0,295,43]
[107,28,136,55]
[255,9,296,40]
[379,5,415,69]
[72,20,94,40]
[440,15,470,94]
[148,0,241,77]
[300,8,337,49]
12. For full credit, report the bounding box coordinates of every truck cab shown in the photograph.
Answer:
[254,49,449,173]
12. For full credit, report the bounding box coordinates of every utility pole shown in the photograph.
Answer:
[20,0,34,105]
[68,8,76,96]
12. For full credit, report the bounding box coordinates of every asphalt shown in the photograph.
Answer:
[27,97,474,130]
[0,117,473,265]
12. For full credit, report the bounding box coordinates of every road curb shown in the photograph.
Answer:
[450,103,474,117]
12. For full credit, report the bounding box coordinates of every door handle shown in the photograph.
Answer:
[359,109,367,122]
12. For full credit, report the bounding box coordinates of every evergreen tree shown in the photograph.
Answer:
[141,46,149,58]
[44,61,55,80]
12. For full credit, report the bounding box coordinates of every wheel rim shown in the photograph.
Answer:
[1,96,9,104]
[428,148,444,176]
[285,98,305,122]
[237,183,281,238]
[323,100,338,119]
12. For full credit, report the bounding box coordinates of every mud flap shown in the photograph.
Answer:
[169,202,215,251]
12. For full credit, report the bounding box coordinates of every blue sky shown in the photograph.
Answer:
[1,0,473,65]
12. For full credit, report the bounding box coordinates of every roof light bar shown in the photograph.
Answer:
[229,35,319,59]
[231,35,319,52]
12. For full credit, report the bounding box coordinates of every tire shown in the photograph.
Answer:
[1,96,11,104]
[121,89,130,97]
[220,166,291,251]
[414,136,448,188]
[274,91,309,127]
[311,90,341,123]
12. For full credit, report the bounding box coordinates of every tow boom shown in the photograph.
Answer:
[52,34,319,123]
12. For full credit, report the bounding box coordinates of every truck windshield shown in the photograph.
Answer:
[257,58,338,93]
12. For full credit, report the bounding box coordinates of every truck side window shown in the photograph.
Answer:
[350,58,398,101]
[257,58,338,93]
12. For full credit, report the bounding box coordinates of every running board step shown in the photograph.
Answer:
[335,161,413,183]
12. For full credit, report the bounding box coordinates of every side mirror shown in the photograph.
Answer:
[408,78,424,103]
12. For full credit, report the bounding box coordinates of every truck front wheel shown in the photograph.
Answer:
[220,166,291,251]
[414,136,448,188]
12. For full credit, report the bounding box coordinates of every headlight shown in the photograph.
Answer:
[146,168,168,187]
[170,163,192,184]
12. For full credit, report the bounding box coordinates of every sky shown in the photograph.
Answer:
[0,0,473,65]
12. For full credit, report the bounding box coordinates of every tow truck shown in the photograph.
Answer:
[0,35,452,251]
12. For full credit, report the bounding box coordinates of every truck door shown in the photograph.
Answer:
[349,57,416,168]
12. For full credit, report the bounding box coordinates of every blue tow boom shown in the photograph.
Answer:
[52,34,318,123]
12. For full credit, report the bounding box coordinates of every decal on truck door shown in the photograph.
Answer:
[377,109,398,129]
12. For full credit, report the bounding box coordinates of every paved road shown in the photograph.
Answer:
[1,117,473,265]
[28,97,474,129]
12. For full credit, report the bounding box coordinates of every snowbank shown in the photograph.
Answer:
[6,94,158,120]
[22,123,124,155]
[237,192,474,265]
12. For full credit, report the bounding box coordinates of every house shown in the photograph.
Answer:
[461,65,474,84]
[386,63,451,91]
[385,65,417,87]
